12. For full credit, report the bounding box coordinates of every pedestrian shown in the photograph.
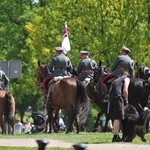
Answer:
[0,66,9,91]
[23,119,32,134]
[15,119,23,134]
[77,50,97,82]
[109,70,130,142]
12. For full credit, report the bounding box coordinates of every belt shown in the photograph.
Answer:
[55,68,67,71]
[81,70,94,73]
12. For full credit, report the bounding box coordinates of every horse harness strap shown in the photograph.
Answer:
[47,81,57,103]
[81,69,94,73]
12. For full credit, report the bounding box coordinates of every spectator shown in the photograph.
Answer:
[15,119,23,134]
[23,119,32,134]
[109,71,130,142]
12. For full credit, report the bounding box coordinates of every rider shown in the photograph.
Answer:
[77,50,97,82]
[43,46,73,94]
[0,67,9,91]
[111,46,134,78]
[47,46,73,78]
[102,46,134,93]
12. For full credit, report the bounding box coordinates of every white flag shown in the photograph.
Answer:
[62,22,71,54]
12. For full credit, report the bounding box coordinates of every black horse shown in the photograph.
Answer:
[135,64,150,81]
[135,64,150,133]
[86,63,150,132]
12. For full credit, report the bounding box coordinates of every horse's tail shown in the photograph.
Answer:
[76,80,90,124]
[4,92,15,125]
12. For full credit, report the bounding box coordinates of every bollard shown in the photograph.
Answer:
[73,143,87,150]
[36,139,49,150]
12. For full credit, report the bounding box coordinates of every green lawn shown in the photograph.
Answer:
[0,132,150,144]
[0,132,150,150]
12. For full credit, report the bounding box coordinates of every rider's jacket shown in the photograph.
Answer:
[48,53,73,78]
[111,55,134,78]
[0,70,9,90]
[77,58,97,81]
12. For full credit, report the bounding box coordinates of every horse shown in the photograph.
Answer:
[86,63,150,132]
[0,90,15,134]
[36,61,89,133]
[36,61,61,133]
[135,63,150,133]
[135,64,150,81]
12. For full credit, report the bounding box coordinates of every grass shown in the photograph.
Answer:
[0,132,150,150]
[0,132,150,144]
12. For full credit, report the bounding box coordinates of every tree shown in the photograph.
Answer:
[0,0,149,121]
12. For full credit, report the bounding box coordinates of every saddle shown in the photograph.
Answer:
[99,73,116,96]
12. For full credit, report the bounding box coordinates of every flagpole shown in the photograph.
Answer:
[62,21,71,54]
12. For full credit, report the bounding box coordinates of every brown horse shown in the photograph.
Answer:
[36,62,89,133]
[36,61,60,132]
[0,90,15,134]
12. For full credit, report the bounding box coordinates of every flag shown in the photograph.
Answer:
[62,22,71,54]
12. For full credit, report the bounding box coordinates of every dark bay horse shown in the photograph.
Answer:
[86,64,150,131]
[36,61,60,132]
[36,62,89,133]
[0,90,15,134]
[135,64,150,133]
[135,64,150,81]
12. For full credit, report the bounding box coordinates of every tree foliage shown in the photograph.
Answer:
[0,0,149,118]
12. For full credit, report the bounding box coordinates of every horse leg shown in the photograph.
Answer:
[93,110,104,132]
[52,114,59,133]
[65,108,77,134]
[46,102,53,133]
[102,113,110,132]
[0,116,5,134]
[74,118,80,134]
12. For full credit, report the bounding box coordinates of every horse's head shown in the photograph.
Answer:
[36,61,48,88]
[135,64,150,81]
[93,65,109,83]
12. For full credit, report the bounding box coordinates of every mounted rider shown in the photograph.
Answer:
[101,46,134,96]
[43,47,73,95]
[0,67,9,91]
[77,50,97,83]
[48,47,73,78]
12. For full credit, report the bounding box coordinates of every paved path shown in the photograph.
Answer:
[0,139,150,150]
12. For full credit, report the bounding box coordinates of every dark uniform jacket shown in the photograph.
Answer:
[77,58,97,81]
[111,55,134,78]
[48,53,73,78]
[0,70,9,90]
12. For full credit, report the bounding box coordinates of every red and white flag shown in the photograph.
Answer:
[62,22,71,54]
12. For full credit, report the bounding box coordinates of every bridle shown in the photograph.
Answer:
[36,64,47,88]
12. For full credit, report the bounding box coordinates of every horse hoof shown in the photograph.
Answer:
[65,130,69,134]
[92,128,97,132]
[142,138,146,142]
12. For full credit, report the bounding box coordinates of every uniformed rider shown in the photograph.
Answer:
[77,50,97,82]
[102,46,134,96]
[48,47,73,78]
[0,67,9,90]
[111,46,134,78]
